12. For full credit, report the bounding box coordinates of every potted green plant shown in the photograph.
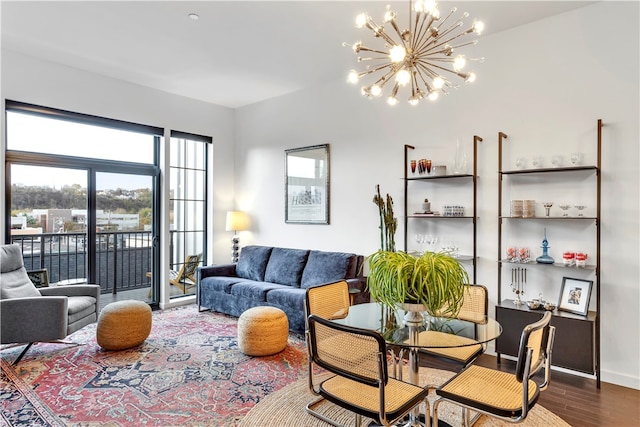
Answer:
[366,250,469,317]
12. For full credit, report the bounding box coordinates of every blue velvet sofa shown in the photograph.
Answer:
[197,245,368,333]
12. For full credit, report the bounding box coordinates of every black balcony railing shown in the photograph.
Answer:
[11,231,153,295]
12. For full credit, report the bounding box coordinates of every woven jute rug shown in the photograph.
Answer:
[239,367,571,427]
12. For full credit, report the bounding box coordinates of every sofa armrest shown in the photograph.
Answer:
[1,297,69,344]
[197,264,237,280]
[346,277,370,304]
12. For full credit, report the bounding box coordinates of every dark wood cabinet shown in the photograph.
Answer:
[496,300,595,374]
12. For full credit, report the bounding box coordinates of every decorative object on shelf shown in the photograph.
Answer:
[343,0,484,106]
[562,251,576,266]
[410,159,417,173]
[543,201,553,217]
[453,139,468,174]
[285,144,330,224]
[551,155,563,167]
[426,159,432,174]
[414,233,425,254]
[576,252,588,268]
[531,155,544,168]
[558,277,593,316]
[570,152,583,166]
[510,199,523,217]
[373,184,397,251]
[442,204,464,217]
[574,204,586,216]
[421,198,431,213]
[515,157,526,169]
[523,199,536,218]
[367,250,469,317]
[536,228,554,264]
[510,266,526,305]
[558,203,571,217]
[527,293,555,311]
[225,211,250,263]
[433,165,446,176]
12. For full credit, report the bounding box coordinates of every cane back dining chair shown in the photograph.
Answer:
[420,284,489,368]
[305,280,351,323]
[432,310,556,427]
[306,314,430,427]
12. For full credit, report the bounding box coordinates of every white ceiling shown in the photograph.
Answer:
[1,1,596,108]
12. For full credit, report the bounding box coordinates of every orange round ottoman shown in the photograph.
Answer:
[237,306,289,356]
[97,300,152,351]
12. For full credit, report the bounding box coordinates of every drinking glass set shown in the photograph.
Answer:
[515,152,583,169]
[413,234,439,255]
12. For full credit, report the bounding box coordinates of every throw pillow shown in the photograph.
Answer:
[264,248,309,287]
[236,246,273,281]
[300,251,357,289]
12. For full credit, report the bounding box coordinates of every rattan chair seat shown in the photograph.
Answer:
[320,374,427,420]
[418,331,483,363]
[439,359,539,415]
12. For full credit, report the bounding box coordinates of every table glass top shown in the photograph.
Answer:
[333,302,502,349]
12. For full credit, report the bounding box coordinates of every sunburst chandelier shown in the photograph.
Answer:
[343,0,484,106]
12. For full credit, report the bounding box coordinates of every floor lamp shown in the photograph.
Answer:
[225,211,249,263]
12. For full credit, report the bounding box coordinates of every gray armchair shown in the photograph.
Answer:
[0,244,100,364]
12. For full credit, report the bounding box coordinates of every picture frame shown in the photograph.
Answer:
[285,144,330,224]
[558,276,593,316]
[27,268,49,288]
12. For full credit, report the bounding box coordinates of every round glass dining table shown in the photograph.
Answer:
[333,302,502,427]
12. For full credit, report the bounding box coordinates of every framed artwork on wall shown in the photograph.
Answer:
[285,144,330,224]
[558,277,593,316]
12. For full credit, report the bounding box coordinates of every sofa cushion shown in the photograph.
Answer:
[264,248,309,287]
[230,281,289,302]
[199,276,248,294]
[236,246,273,281]
[300,251,358,289]
[265,287,306,311]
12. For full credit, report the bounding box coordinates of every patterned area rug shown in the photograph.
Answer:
[240,367,572,427]
[1,305,308,426]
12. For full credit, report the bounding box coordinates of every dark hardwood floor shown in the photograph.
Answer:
[422,354,640,427]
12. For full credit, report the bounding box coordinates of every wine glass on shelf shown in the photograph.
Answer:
[558,203,571,217]
[415,233,425,255]
[543,202,553,217]
[570,152,582,166]
[424,234,438,253]
[574,204,586,217]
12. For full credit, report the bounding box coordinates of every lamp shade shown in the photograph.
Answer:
[225,211,249,232]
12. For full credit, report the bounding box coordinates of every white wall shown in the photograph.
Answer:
[235,2,639,389]
[0,49,237,307]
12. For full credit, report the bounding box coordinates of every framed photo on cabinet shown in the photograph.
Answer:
[558,277,593,316]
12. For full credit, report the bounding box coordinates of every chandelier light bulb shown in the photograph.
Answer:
[453,55,466,71]
[347,70,359,84]
[396,69,411,86]
[473,20,485,35]
[389,45,407,63]
[345,0,483,106]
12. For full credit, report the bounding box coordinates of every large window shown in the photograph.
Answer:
[5,101,161,304]
[168,131,209,298]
